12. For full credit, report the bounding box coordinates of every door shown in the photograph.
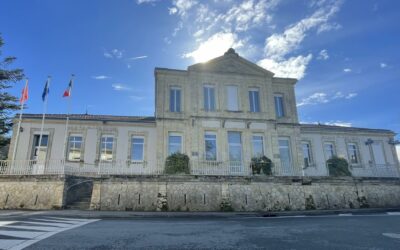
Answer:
[31,134,49,162]
[278,138,292,175]
[228,132,242,173]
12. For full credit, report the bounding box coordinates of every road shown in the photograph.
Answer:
[0,211,400,249]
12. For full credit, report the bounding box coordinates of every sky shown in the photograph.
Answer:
[0,0,399,145]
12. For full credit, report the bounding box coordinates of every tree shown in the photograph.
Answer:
[0,34,24,159]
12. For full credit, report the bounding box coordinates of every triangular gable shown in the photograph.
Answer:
[188,48,274,77]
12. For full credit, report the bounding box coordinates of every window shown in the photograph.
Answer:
[278,138,292,173]
[227,86,239,111]
[249,89,260,112]
[302,141,313,168]
[324,142,335,160]
[31,134,49,161]
[204,85,216,111]
[131,136,144,161]
[228,132,242,162]
[170,87,181,112]
[68,135,82,161]
[274,94,285,118]
[371,142,386,165]
[252,135,264,157]
[168,133,182,155]
[347,143,359,164]
[100,135,114,161]
[204,132,217,161]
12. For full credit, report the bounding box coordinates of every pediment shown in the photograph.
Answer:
[188,48,274,77]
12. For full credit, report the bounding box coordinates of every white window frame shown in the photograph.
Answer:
[226,85,239,111]
[249,88,260,113]
[274,93,285,118]
[204,131,217,161]
[323,142,336,161]
[347,142,360,165]
[251,134,264,157]
[301,141,313,168]
[131,136,145,162]
[168,132,183,155]
[169,87,181,112]
[100,135,114,161]
[67,134,83,162]
[203,85,216,112]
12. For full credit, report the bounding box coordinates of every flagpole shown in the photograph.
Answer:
[37,76,51,162]
[62,74,74,163]
[11,79,28,163]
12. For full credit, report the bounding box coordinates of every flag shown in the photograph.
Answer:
[20,80,29,104]
[42,79,50,101]
[62,79,73,97]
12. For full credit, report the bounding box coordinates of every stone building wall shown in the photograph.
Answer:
[0,175,65,209]
[89,176,400,212]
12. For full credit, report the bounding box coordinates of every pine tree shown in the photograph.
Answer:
[0,34,24,159]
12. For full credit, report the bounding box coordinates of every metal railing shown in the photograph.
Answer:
[0,159,399,178]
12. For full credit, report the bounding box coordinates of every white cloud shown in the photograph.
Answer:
[183,32,244,63]
[380,62,387,68]
[104,49,123,59]
[258,54,313,79]
[297,91,358,107]
[128,55,148,60]
[169,0,198,17]
[324,121,352,127]
[136,0,159,4]
[112,83,131,91]
[92,75,110,80]
[317,49,329,60]
[343,68,352,73]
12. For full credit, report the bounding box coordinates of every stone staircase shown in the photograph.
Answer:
[65,178,93,210]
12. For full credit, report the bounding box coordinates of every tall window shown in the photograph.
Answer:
[100,135,114,161]
[227,86,239,111]
[324,142,335,160]
[371,142,386,165]
[228,132,242,162]
[131,136,144,161]
[31,134,49,161]
[204,132,217,161]
[302,141,313,168]
[347,143,359,164]
[274,94,285,118]
[68,135,83,161]
[278,138,292,173]
[252,134,264,157]
[249,89,260,112]
[168,133,182,155]
[204,85,216,111]
[170,87,181,112]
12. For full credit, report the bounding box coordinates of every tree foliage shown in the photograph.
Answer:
[250,155,273,175]
[165,153,190,174]
[327,156,352,177]
[0,34,24,159]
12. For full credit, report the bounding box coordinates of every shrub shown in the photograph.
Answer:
[327,156,352,177]
[250,156,272,175]
[165,153,190,174]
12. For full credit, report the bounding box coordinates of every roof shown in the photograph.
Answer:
[300,123,395,135]
[17,114,156,124]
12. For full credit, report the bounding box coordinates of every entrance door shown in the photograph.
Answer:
[228,132,243,174]
[31,135,49,162]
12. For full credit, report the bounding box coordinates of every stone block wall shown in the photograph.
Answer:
[89,176,400,212]
[0,175,65,210]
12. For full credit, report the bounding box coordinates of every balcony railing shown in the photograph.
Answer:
[0,159,399,178]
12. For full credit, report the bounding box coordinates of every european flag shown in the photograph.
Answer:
[42,79,50,101]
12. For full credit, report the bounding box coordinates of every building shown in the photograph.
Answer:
[6,48,400,178]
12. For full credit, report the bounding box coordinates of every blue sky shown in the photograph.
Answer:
[1,0,399,141]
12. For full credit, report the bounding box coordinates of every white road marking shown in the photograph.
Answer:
[338,213,353,216]
[45,216,91,222]
[387,212,400,216]
[0,217,100,250]
[383,233,400,239]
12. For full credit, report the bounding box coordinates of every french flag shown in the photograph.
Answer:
[63,79,73,97]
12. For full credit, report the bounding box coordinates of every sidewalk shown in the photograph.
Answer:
[1,207,400,219]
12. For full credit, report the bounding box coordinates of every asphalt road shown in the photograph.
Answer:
[1,211,400,249]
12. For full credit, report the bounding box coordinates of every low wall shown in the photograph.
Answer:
[90,176,400,212]
[0,175,66,210]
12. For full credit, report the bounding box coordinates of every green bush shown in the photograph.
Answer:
[250,156,272,175]
[327,156,352,177]
[165,153,190,174]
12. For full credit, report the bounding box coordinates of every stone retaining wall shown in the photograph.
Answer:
[89,176,400,212]
[0,175,65,210]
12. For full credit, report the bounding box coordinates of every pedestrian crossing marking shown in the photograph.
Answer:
[0,217,99,250]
